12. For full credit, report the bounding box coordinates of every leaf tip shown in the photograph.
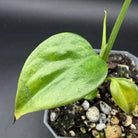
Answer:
[13,115,17,124]
[104,10,107,15]
[13,112,21,123]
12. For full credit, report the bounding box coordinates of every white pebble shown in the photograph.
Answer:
[117,64,129,71]
[50,108,60,122]
[81,115,86,120]
[50,112,57,122]
[122,115,132,127]
[131,60,135,66]
[100,101,111,114]
[99,113,107,124]
[130,124,136,130]
[96,123,106,131]
[111,109,118,115]
[81,100,90,110]
[86,106,100,122]
[69,130,75,137]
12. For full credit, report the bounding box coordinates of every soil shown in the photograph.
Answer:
[48,53,138,138]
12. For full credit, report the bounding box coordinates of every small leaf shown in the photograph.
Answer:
[15,32,108,120]
[84,89,97,100]
[109,77,138,114]
[100,11,107,58]
[101,10,107,49]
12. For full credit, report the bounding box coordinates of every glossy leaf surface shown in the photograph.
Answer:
[15,32,108,119]
[109,77,138,114]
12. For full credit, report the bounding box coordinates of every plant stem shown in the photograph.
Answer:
[100,0,132,61]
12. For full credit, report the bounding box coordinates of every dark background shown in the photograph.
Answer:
[0,0,137,138]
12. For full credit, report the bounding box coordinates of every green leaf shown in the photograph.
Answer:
[84,89,97,100]
[100,11,107,52]
[109,77,138,114]
[100,11,107,59]
[15,32,108,120]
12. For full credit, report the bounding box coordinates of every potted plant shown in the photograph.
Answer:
[14,0,138,137]
[43,49,138,138]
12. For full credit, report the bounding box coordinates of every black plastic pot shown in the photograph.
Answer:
[43,50,138,138]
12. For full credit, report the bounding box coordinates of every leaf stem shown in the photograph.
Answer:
[100,0,132,61]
